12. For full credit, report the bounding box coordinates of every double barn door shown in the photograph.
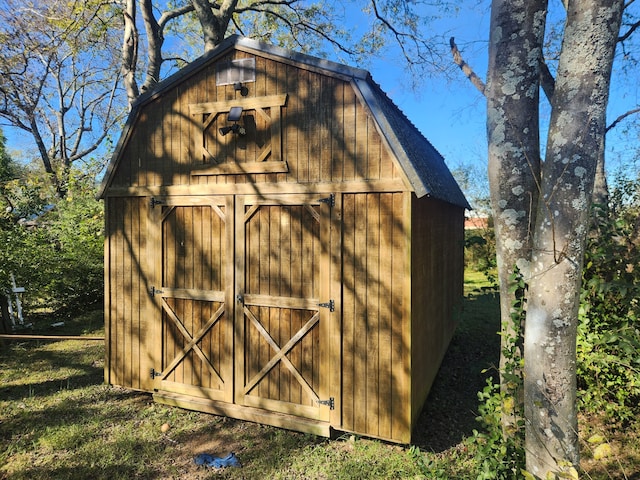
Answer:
[148,194,332,423]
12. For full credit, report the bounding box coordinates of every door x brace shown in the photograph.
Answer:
[160,300,225,386]
[242,306,320,404]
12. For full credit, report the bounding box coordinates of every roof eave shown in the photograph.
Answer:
[351,77,429,198]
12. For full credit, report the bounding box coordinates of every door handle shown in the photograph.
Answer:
[236,294,244,304]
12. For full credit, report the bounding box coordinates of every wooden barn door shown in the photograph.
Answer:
[149,196,234,403]
[234,194,332,422]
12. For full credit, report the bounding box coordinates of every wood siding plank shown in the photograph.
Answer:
[353,193,368,433]
[377,193,393,440]
[342,86,357,181]
[340,194,355,431]
[365,194,381,437]
[319,76,333,183]
[123,200,133,387]
[104,199,114,384]
[131,199,141,389]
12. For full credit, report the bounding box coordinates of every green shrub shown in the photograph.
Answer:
[0,163,103,317]
[577,175,640,423]
[464,224,497,285]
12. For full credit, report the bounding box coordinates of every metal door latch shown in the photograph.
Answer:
[150,368,162,379]
[149,286,163,297]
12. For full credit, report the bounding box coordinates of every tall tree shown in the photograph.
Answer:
[523,2,624,474]
[0,0,125,197]
[485,0,545,438]
[120,0,446,102]
[454,0,630,475]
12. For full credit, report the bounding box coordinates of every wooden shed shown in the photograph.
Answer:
[99,35,469,444]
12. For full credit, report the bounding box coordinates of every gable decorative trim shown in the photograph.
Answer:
[189,94,289,175]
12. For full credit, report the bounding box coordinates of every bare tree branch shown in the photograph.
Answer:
[540,59,555,101]
[369,0,439,68]
[158,3,200,29]
[240,5,359,56]
[606,106,640,132]
[619,19,640,42]
[449,37,486,95]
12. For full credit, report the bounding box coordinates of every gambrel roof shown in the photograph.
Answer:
[100,35,469,209]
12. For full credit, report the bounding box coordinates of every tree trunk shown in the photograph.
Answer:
[29,114,66,198]
[140,0,164,93]
[593,147,609,208]
[0,294,11,337]
[523,1,624,476]
[121,0,139,107]
[485,0,546,433]
[191,0,239,52]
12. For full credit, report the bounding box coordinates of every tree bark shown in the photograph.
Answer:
[523,0,624,476]
[191,0,239,52]
[485,0,547,433]
[140,0,164,93]
[121,0,139,107]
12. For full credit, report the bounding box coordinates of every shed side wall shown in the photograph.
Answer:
[410,196,464,429]
[340,191,411,443]
[104,196,152,391]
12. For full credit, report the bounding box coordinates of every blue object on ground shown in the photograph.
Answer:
[194,452,241,468]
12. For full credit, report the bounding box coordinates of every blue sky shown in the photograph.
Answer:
[3,4,491,180]
[344,1,491,174]
[4,1,638,192]
[348,0,640,184]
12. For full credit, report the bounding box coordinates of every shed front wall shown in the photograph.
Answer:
[106,50,404,195]
[104,196,154,392]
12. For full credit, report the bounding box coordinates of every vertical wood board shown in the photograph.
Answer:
[339,192,410,442]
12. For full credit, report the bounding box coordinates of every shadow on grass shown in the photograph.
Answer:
[0,294,500,479]
[14,465,161,480]
[0,342,104,401]
[413,290,500,453]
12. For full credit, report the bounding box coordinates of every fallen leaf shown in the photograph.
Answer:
[588,434,605,444]
[593,443,612,460]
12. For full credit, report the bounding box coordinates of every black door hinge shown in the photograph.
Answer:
[318,194,335,208]
[318,299,335,312]
[150,368,162,379]
[150,197,164,209]
[317,397,335,410]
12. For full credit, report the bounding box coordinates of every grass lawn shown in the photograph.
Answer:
[1,275,638,479]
